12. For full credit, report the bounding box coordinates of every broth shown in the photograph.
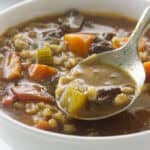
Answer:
[0,10,150,136]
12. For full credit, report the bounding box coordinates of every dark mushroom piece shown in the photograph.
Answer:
[58,9,84,32]
[89,36,114,54]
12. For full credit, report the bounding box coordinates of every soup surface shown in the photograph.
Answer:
[0,9,150,136]
[57,60,136,119]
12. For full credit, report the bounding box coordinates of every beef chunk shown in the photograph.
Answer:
[12,82,54,103]
[97,87,121,104]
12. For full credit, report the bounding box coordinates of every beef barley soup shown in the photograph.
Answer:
[0,9,150,136]
[56,60,136,119]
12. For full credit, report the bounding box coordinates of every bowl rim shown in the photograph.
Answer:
[0,0,150,141]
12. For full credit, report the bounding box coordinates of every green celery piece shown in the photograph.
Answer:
[60,87,74,108]
[60,87,87,115]
[68,89,87,115]
[37,46,53,65]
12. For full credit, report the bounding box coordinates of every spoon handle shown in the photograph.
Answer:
[128,7,150,47]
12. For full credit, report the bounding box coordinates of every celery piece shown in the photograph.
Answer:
[37,46,53,65]
[60,87,73,108]
[68,89,87,115]
[60,87,87,115]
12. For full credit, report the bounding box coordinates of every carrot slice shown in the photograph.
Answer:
[144,61,150,80]
[64,33,95,57]
[28,64,57,81]
[35,120,50,130]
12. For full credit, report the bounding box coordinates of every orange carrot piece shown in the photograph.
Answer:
[64,33,95,57]
[144,61,150,80]
[28,64,57,80]
[35,120,50,130]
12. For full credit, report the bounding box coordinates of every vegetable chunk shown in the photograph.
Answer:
[35,120,50,130]
[61,87,87,115]
[64,33,95,57]
[144,61,150,80]
[3,52,22,80]
[37,46,53,65]
[28,64,57,80]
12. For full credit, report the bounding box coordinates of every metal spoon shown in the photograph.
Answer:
[57,7,150,120]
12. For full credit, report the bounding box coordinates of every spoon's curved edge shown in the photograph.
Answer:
[58,53,144,121]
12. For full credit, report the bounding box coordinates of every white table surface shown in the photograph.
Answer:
[0,1,24,149]
[0,138,12,150]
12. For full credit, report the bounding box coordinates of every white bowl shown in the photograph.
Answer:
[0,0,150,150]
